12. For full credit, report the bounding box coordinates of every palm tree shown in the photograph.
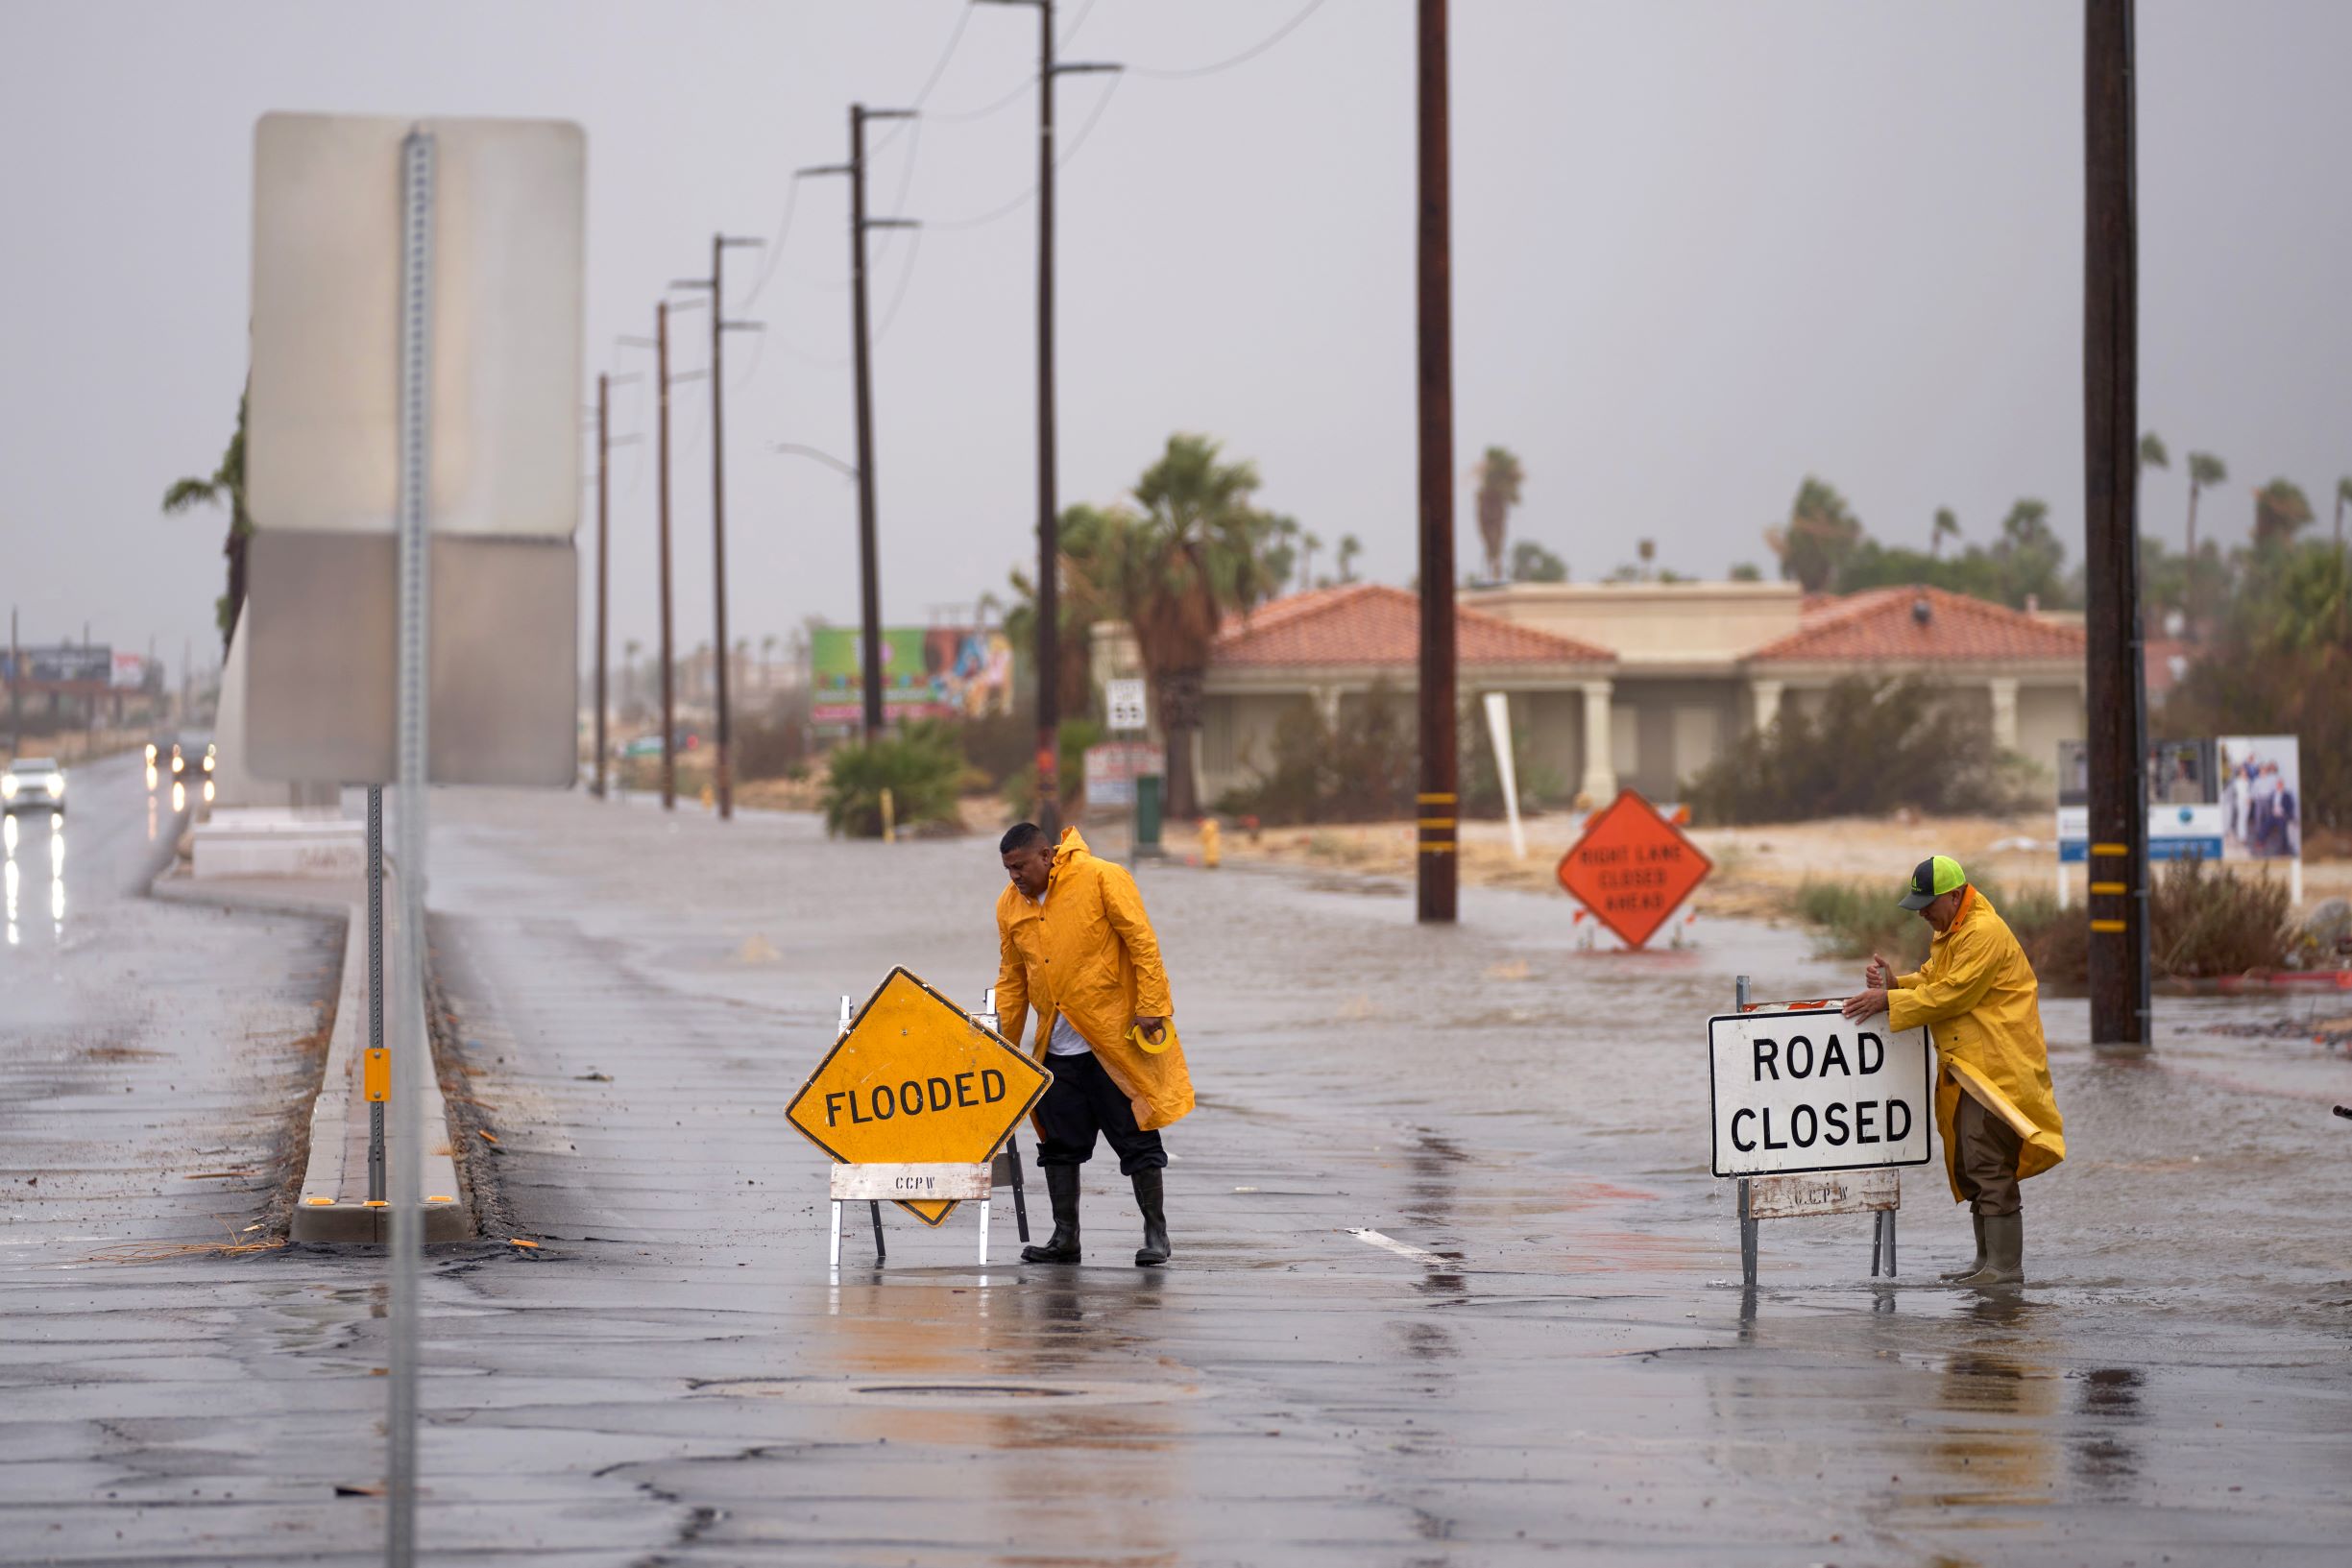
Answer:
[1472,446,1524,584]
[623,638,643,716]
[2334,476,2350,553]
[1005,501,1125,722]
[1299,531,1322,591]
[2139,431,2170,471]
[1335,533,1363,584]
[1930,506,1960,560]
[2253,479,2314,551]
[160,393,250,656]
[1765,476,1862,592]
[1112,434,1285,819]
[2184,450,2226,624]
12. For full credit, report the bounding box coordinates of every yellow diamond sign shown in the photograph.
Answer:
[786,967,1052,1226]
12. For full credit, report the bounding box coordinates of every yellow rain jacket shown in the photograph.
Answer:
[994,827,1195,1132]
[1887,886,2066,1202]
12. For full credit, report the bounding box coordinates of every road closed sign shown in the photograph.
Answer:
[787,967,1051,1224]
[1556,789,1712,949]
[1708,1007,1931,1177]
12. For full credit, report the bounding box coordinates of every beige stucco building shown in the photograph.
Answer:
[1099,579,2090,809]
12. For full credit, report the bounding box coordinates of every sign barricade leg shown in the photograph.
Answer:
[829,1200,842,1272]
[870,1201,885,1261]
[977,1198,991,1265]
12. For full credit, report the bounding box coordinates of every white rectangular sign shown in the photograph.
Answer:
[1709,1008,1932,1177]
[1106,678,1149,734]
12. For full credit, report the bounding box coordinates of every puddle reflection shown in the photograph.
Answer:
[2,812,65,943]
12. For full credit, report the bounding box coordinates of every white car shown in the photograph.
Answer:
[1,758,66,816]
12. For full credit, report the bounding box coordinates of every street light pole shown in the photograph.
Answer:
[2084,0,2151,1043]
[1415,0,1459,924]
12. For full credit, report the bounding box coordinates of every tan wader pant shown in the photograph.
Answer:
[1952,1090,2024,1218]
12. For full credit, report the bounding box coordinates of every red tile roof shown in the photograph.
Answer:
[1748,585,2086,663]
[1211,583,1614,669]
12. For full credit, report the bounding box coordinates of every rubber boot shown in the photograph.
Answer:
[1954,1212,2024,1287]
[1939,1214,1988,1282]
[1021,1166,1081,1264]
[1130,1168,1172,1266]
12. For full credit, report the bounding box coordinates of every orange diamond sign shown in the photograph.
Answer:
[786,967,1052,1226]
[1556,789,1713,950]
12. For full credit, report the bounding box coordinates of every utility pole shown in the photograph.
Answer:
[2084,0,2150,1044]
[9,606,18,757]
[823,105,918,740]
[657,302,678,809]
[592,373,643,802]
[594,373,610,798]
[1415,0,1459,924]
[976,0,1120,836]
[671,234,765,818]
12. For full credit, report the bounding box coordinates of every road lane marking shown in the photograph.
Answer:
[1346,1227,1450,1267]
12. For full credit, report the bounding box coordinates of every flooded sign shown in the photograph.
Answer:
[1709,1008,1931,1177]
[1556,789,1712,949]
[786,968,1050,1225]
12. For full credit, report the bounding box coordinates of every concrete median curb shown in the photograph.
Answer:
[150,868,472,1244]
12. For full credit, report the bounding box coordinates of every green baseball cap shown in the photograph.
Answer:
[1897,855,1966,910]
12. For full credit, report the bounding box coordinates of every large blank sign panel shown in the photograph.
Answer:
[1709,1008,1932,1178]
[243,112,584,786]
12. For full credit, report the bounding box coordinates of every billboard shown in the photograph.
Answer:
[0,646,113,687]
[2055,736,2246,863]
[2217,736,2300,861]
[810,626,1015,726]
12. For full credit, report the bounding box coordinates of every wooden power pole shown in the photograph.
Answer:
[656,301,677,810]
[2083,0,2151,1044]
[1416,0,1459,924]
[673,235,765,818]
[975,0,1120,836]
[844,103,917,740]
[594,373,610,799]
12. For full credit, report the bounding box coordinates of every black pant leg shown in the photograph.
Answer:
[1085,1055,1167,1176]
[1032,1052,1103,1168]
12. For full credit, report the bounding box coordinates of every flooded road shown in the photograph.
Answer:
[4,785,2348,1563]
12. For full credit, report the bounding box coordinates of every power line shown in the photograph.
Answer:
[1058,0,1103,50]
[923,73,1125,232]
[1129,0,1331,80]
[871,3,973,155]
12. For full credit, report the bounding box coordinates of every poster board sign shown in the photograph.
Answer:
[1083,741,1160,811]
[2217,736,2300,861]
[1709,1008,1931,1178]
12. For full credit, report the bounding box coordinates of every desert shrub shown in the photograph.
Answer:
[1214,682,1416,826]
[1000,718,1103,822]
[1461,706,1565,818]
[1797,856,2290,982]
[956,701,1037,789]
[733,688,812,782]
[821,721,970,838]
[1686,675,2036,826]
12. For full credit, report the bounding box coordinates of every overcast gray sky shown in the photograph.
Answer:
[4,1,2348,681]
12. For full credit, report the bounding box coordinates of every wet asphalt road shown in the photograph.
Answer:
[4,784,2350,1565]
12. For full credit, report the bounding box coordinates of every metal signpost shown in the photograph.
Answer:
[242,112,585,1566]
[1713,980,1931,1289]
[787,968,1051,1235]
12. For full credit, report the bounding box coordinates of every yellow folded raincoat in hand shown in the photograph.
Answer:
[1886,886,2066,1203]
[994,827,1195,1132]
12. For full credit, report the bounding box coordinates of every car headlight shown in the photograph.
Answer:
[0,777,14,799]
[203,755,214,772]
[145,743,158,762]
[47,774,64,795]
[173,755,183,773]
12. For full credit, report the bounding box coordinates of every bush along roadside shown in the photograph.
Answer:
[821,722,972,839]
[1795,856,2291,986]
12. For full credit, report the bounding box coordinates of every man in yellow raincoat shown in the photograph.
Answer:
[1842,855,2064,1286]
[995,822,1195,1266]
